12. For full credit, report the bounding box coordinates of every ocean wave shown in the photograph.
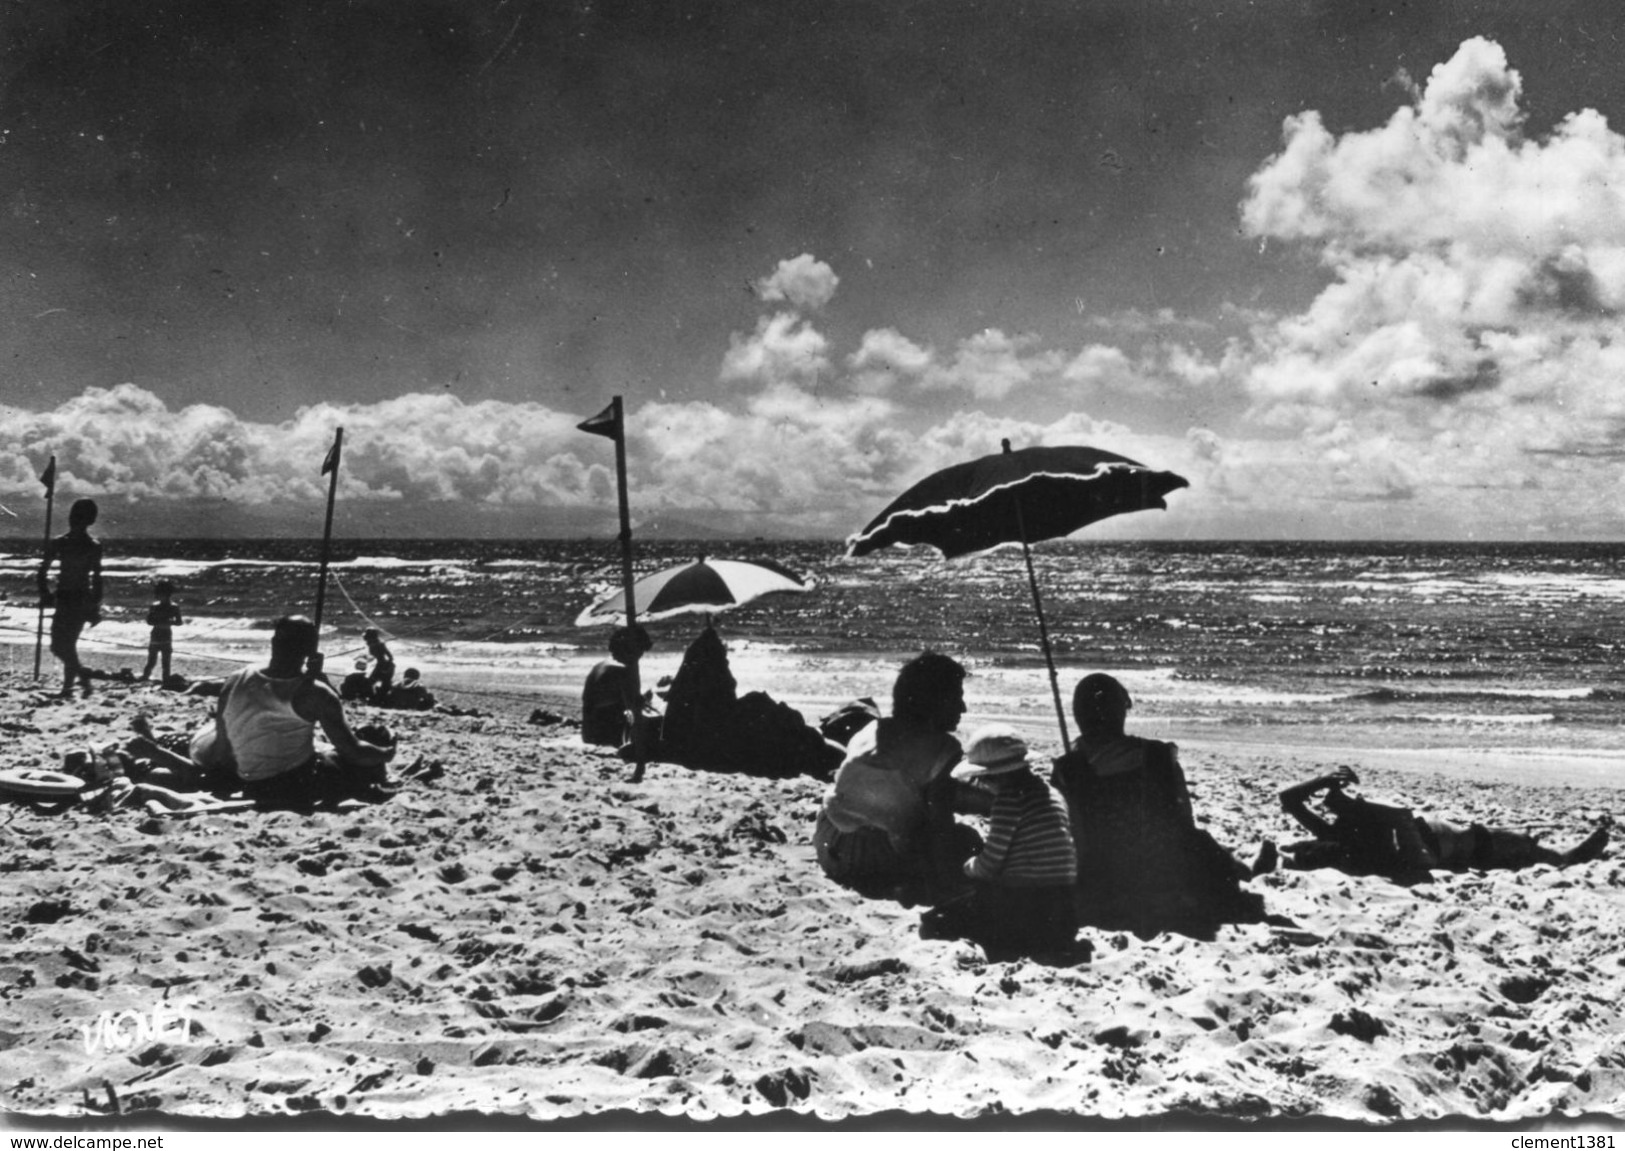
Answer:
[1344,685,1592,705]
[1190,710,1559,727]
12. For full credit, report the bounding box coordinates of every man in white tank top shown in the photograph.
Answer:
[173,615,398,805]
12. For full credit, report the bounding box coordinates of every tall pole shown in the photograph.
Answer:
[1004,439,1070,753]
[34,455,56,681]
[311,427,343,676]
[607,397,650,783]
[610,397,638,637]
[579,396,647,781]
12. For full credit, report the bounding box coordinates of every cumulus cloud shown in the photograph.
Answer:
[1062,344,1136,389]
[719,312,832,388]
[848,328,933,395]
[1,384,610,510]
[754,253,839,310]
[921,329,1064,401]
[1234,35,1625,529]
[3,380,1222,540]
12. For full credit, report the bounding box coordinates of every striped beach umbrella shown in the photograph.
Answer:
[574,557,812,626]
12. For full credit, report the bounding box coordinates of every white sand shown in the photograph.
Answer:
[2,660,1623,1126]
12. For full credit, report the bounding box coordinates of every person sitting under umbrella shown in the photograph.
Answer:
[581,625,653,748]
[1051,673,1266,938]
[813,652,990,904]
[1270,766,1611,882]
[919,724,1081,961]
[649,622,844,778]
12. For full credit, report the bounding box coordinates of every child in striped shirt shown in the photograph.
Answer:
[920,725,1080,960]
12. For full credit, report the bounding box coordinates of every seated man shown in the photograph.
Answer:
[813,652,987,904]
[1275,766,1610,880]
[129,615,397,810]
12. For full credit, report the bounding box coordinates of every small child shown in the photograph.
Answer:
[140,580,183,683]
[363,627,396,698]
[920,724,1080,959]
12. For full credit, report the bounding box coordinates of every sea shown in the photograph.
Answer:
[4,538,1625,764]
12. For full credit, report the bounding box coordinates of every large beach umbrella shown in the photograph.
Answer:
[846,440,1188,750]
[574,556,812,627]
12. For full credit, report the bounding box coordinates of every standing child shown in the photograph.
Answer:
[920,724,1080,959]
[141,580,184,683]
[37,497,104,699]
[362,627,396,699]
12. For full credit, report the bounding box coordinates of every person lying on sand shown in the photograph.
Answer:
[920,725,1080,960]
[813,652,988,904]
[1273,766,1611,881]
[125,615,398,810]
[1051,673,1266,938]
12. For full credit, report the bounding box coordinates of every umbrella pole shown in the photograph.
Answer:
[1016,526,1072,754]
[1004,440,1071,753]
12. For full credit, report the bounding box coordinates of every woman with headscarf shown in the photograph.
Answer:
[1051,673,1263,938]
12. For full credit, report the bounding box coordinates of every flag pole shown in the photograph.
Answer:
[608,397,648,783]
[34,455,57,681]
[609,398,639,636]
[579,396,647,782]
[310,427,343,676]
[1004,439,1071,753]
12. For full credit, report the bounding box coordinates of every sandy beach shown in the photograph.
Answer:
[3,654,1624,1129]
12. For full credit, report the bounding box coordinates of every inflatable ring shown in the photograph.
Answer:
[0,768,87,799]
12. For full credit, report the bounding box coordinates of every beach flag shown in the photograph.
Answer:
[39,458,55,491]
[577,401,621,441]
[311,428,344,658]
[321,435,342,475]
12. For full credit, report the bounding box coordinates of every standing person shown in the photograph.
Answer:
[363,627,396,699]
[36,498,104,699]
[140,580,184,683]
[920,725,1079,959]
[813,651,986,904]
[581,625,653,748]
[1051,672,1263,937]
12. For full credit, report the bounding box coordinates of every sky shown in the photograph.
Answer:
[6,1,1625,540]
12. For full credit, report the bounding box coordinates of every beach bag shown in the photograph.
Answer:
[730,691,843,778]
